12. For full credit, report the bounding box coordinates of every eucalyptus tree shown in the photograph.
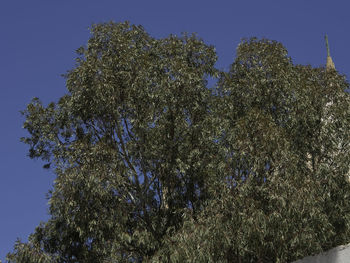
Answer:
[151,39,350,262]
[7,21,220,262]
[7,23,350,263]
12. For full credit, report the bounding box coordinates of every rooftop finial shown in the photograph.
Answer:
[325,34,335,71]
[325,35,331,57]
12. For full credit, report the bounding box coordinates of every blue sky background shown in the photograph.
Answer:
[1,0,350,260]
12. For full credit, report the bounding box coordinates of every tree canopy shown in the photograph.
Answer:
[7,21,350,263]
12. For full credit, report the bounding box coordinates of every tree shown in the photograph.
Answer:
[7,22,350,262]
[152,38,350,262]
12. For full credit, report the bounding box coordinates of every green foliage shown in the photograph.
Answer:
[7,23,350,262]
[152,38,350,263]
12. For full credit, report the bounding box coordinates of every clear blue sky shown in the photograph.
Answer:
[1,0,350,260]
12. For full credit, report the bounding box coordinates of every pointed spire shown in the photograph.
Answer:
[325,35,335,71]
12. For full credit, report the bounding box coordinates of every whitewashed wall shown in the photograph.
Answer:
[292,243,350,263]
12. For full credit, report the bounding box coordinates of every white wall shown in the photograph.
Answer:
[292,243,350,263]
